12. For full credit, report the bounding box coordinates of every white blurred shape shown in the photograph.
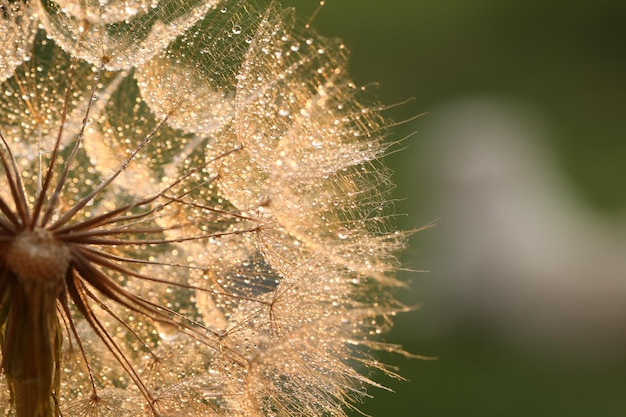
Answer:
[420,97,626,356]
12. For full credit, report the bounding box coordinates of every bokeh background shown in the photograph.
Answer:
[284,0,626,416]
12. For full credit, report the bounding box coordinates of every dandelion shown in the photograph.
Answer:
[0,0,410,416]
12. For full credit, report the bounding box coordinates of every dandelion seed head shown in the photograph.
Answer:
[0,0,411,415]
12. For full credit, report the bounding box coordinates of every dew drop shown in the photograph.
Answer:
[124,6,138,16]
[154,320,180,341]
[337,227,350,239]
[278,108,290,117]
[232,25,242,35]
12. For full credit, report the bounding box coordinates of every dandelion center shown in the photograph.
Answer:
[7,228,70,283]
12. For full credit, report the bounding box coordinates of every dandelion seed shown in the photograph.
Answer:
[0,0,411,416]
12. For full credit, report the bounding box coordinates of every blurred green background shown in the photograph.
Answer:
[284,1,626,416]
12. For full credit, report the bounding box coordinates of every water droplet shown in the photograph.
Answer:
[278,108,290,117]
[232,25,242,35]
[337,227,349,239]
[220,7,227,13]
[154,320,180,341]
